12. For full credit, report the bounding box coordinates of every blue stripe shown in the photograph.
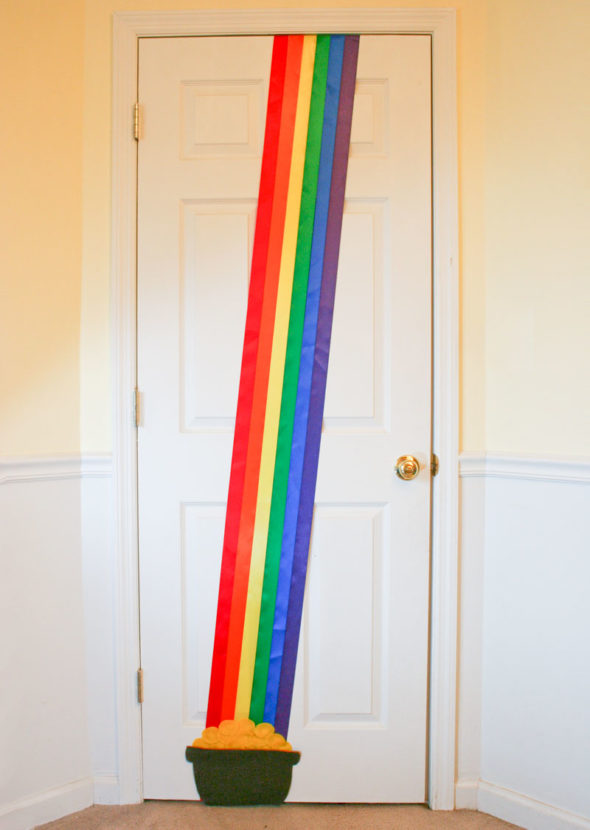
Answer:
[264,34,346,726]
[274,34,359,737]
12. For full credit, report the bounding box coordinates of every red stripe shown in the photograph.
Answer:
[206,35,289,727]
[220,34,304,720]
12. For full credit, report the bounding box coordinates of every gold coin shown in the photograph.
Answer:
[254,722,275,738]
[218,719,239,736]
[236,718,255,735]
[269,733,286,748]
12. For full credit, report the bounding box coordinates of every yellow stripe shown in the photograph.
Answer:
[234,35,317,719]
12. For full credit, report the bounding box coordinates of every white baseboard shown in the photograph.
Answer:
[0,778,93,830]
[455,778,479,809]
[92,774,120,805]
[456,780,590,830]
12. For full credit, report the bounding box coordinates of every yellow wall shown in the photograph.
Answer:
[2,1,588,457]
[81,0,489,452]
[0,0,84,455]
[484,0,590,453]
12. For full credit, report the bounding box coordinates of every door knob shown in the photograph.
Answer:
[395,455,420,481]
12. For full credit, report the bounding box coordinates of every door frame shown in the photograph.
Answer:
[111,8,458,809]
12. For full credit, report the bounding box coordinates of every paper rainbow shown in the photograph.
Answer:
[206,33,359,738]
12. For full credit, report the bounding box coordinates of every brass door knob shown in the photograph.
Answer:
[395,455,420,481]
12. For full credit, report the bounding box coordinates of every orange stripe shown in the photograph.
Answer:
[220,34,304,719]
[235,34,316,719]
[206,34,289,728]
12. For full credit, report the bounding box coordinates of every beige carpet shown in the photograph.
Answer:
[37,802,522,829]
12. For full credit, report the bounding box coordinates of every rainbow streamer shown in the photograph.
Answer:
[206,33,359,738]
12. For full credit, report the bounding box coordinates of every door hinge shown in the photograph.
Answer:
[137,668,144,704]
[133,387,140,428]
[133,102,142,140]
[431,453,440,477]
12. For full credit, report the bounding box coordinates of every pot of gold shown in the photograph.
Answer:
[186,718,300,805]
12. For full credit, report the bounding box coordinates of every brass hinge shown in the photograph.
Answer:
[133,102,142,141]
[133,388,140,428]
[137,668,144,704]
[431,453,440,477]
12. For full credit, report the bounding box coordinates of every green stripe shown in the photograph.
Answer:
[249,35,331,723]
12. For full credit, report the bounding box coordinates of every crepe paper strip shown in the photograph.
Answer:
[219,34,305,721]
[206,33,359,735]
[274,34,360,738]
[260,34,344,725]
[249,35,331,724]
[206,35,293,727]
[218,35,305,722]
[234,34,318,719]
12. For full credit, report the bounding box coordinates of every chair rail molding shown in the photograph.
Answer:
[0,454,112,485]
[112,8,458,808]
[459,452,590,484]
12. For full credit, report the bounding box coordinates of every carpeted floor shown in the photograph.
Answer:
[37,802,522,829]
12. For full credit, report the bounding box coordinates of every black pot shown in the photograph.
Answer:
[185,746,301,805]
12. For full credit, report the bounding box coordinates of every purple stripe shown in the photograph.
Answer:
[274,35,360,737]
[263,34,344,724]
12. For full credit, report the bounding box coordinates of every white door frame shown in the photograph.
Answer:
[111,8,458,809]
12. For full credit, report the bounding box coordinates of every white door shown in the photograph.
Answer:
[137,34,432,802]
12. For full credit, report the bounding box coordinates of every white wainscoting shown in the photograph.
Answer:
[0,455,116,830]
[457,453,590,830]
[5,451,589,828]
[0,780,94,830]
[79,456,119,805]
